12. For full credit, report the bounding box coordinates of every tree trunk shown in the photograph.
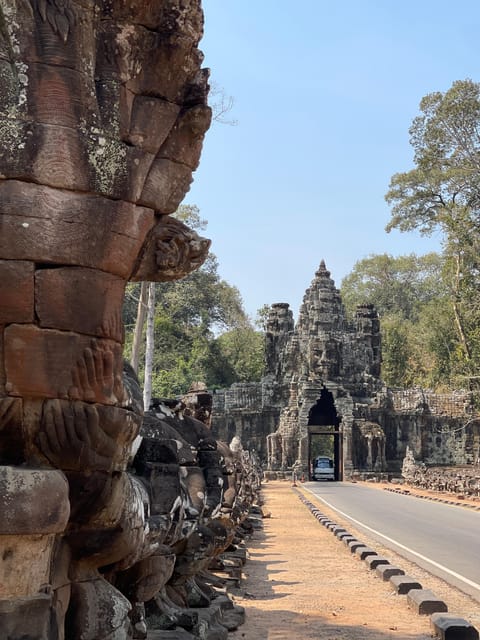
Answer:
[130,282,149,374]
[143,282,156,411]
[452,254,471,361]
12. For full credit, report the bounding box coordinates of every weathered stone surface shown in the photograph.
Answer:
[116,550,176,604]
[0,1,218,638]
[127,96,181,154]
[37,401,141,472]
[147,630,196,640]
[119,27,206,103]
[0,1,208,206]
[0,260,34,324]
[0,327,5,394]
[0,181,155,278]
[0,534,56,598]
[131,215,211,282]
[139,158,195,213]
[0,466,69,534]
[35,268,125,340]
[158,105,212,170]
[66,580,131,640]
[5,325,123,403]
[25,63,98,130]
[0,593,53,639]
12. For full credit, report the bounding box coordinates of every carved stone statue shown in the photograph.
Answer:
[0,2,211,638]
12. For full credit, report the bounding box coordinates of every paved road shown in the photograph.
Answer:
[304,481,480,601]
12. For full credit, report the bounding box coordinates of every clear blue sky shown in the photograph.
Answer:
[186,1,480,321]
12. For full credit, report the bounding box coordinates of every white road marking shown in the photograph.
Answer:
[305,487,480,594]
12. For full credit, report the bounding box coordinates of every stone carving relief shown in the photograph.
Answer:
[0,2,260,639]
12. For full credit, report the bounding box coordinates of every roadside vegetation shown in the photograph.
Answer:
[342,79,480,394]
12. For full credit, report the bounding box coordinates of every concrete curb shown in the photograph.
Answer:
[365,555,390,570]
[430,613,480,639]
[376,564,405,581]
[390,574,423,595]
[355,546,377,561]
[292,488,479,638]
[407,588,448,615]
[383,487,480,512]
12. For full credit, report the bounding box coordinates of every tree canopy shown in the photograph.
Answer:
[383,79,480,391]
[340,253,455,389]
[386,79,480,238]
[341,253,445,321]
[123,206,265,397]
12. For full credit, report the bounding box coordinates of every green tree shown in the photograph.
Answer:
[385,79,480,385]
[380,315,412,388]
[215,328,265,382]
[340,253,454,389]
[341,253,444,321]
[123,206,265,396]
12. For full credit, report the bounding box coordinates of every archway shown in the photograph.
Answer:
[307,387,343,480]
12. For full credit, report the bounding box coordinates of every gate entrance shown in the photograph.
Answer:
[307,388,343,481]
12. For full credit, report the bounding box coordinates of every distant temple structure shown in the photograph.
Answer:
[211,261,479,478]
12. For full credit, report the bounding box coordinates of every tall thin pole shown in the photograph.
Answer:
[130,281,149,374]
[143,282,156,411]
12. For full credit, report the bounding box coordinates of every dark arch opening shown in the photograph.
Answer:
[307,387,339,427]
[307,387,342,481]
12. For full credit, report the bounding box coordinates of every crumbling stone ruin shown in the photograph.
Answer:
[0,2,262,639]
[212,261,480,479]
[402,445,480,497]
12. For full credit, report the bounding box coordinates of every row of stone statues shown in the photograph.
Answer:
[402,447,480,497]
[2,360,262,639]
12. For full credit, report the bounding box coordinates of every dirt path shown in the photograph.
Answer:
[228,480,479,640]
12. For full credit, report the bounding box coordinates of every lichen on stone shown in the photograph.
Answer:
[80,118,127,195]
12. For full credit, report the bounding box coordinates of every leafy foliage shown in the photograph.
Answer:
[123,206,265,397]
[341,253,445,321]
[380,79,480,391]
[341,253,453,389]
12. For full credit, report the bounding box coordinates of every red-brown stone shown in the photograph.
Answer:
[36,400,141,473]
[35,268,125,341]
[158,104,212,170]
[0,261,35,324]
[127,96,180,155]
[4,325,123,404]
[27,63,97,130]
[139,158,194,213]
[0,181,155,277]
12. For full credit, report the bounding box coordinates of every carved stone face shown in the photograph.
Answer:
[131,216,211,282]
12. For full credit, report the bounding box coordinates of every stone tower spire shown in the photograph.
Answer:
[295,260,347,381]
[264,303,294,379]
[297,259,346,335]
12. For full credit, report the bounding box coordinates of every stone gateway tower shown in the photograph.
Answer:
[265,260,383,477]
[212,260,478,478]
